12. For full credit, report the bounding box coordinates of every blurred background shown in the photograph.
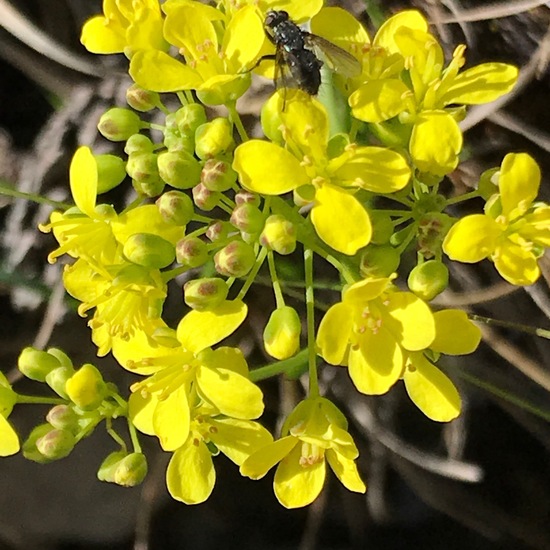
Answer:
[0,0,550,548]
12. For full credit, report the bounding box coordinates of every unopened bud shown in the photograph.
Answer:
[46,405,80,432]
[36,428,76,460]
[263,306,301,360]
[158,150,201,189]
[126,83,160,112]
[369,211,394,245]
[123,233,176,269]
[192,182,221,211]
[175,103,207,135]
[184,277,229,311]
[201,159,237,192]
[65,364,107,411]
[176,236,209,267]
[260,215,296,255]
[214,240,256,277]
[235,190,260,207]
[205,221,231,242]
[98,107,142,141]
[45,365,75,399]
[18,347,61,382]
[126,152,160,184]
[156,191,194,226]
[95,154,126,194]
[195,118,234,160]
[230,203,264,234]
[124,133,154,155]
[408,260,449,301]
[98,451,148,487]
[23,424,55,463]
[359,245,400,278]
[46,348,73,369]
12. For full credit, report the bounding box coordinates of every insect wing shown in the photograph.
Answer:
[304,34,361,78]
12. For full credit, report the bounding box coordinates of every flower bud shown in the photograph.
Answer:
[369,211,394,245]
[164,129,195,153]
[192,182,221,211]
[65,364,107,411]
[156,190,194,226]
[123,233,176,269]
[126,152,160,184]
[201,159,237,192]
[98,451,148,487]
[124,133,154,155]
[195,118,234,160]
[18,347,61,382]
[157,150,201,189]
[176,236,209,267]
[132,177,165,198]
[230,203,264,234]
[263,306,301,360]
[184,277,229,311]
[126,83,160,112]
[359,245,400,278]
[98,107,142,141]
[478,167,499,201]
[175,103,207,135]
[45,365,75,399]
[95,154,126,194]
[46,348,73,369]
[260,215,296,255]
[97,450,126,483]
[46,405,80,432]
[36,428,76,460]
[205,221,231,242]
[235,190,260,207]
[23,424,55,463]
[408,260,449,301]
[214,240,256,277]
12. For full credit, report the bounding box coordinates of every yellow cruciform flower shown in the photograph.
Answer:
[81,0,167,55]
[0,372,19,457]
[317,276,436,394]
[443,153,550,285]
[129,3,265,104]
[233,92,410,255]
[241,397,365,508]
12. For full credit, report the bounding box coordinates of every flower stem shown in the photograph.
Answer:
[249,348,309,382]
[304,247,319,397]
[16,395,66,405]
[0,183,71,210]
[227,102,249,142]
[267,251,285,308]
[237,246,268,300]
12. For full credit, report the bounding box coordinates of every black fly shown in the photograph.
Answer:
[262,10,361,96]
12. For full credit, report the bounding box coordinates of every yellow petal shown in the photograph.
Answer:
[233,140,309,194]
[349,79,410,123]
[432,310,481,355]
[81,16,126,54]
[492,240,540,286]
[404,354,461,422]
[311,184,372,255]
[222,6,264,71]
[70,146,98,218]
[348,327,403,394]
[0,415,20,457]
[177,300,247,353]
[317,302,353,365]
[373,11,429,53]
[443,214,502,262]
[240,436,297,479]
[166,440,215,504]
[499,153,541,218]
[274,443,326,508]
[343,277,390,304]
[128,390,156,435]
[326,449,366,493]
[311,7,370,49]
[153,384,190,451]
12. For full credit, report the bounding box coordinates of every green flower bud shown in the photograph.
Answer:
[201,159,237,192]
[124,133,154,155]
[214,240,256,277]
[175,103,207,135]
[46,405,80,433]
[263,306,301,360]
[260,215,296,255]
[45,365,75,399]
[156,190,194,226]
[132,177,165,198]
[46,348,73,369]
[95,154,126,194]
[98,107,142,141]
[164,129,195,153]
[98,451,148,487]
[23,424,55,463]
[65,364,107,411]
[359,245,400,278]
[36,428,76,460]
[205,220,231,242]
[157,150,201,189]
[176,236,209,267]
[126,83,160,112]
[478,167,499,201]
[126,152,160,184]
[417,213,454,259]
[408,260,449,301]
[369,211,394,245]
[184,277,229,311]
[97,450,126,483]
[195,118,234,160]
[18,347,61,382]
[192,182,221,211]
[235,190,261,207]
[230,203,264,234]
[123,233,176,269]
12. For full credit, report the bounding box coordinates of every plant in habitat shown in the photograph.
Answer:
[3,0,550,514]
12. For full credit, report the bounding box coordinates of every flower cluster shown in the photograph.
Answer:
[2,0,548,512]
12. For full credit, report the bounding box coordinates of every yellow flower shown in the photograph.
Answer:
[317,276,435,394]
[129,4,265,104]
[443,153,550,285]
[241,397,365,509]
[81,0,167,55]
[0,372,19,457]
[166,406,273,504]
[233,92,410,255]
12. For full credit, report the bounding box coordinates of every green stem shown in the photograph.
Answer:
[304,248,319,397]
[0,183,71,210]
[236,247,268,300]
[128,419,143,453]
[16,395,66,405]
[446,189,481,206]
[249,348,309,382]
[267,251,285,308]
[106,419,128,452]
[469,314,550,339]
[227,102,249,142]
